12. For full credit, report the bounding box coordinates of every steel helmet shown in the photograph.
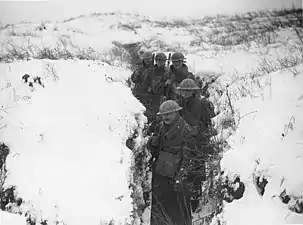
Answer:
[171,52,185,62]
[177,78,200,90]
[155,52,167,60]
[140,51,153,60]
[157,100,183,115]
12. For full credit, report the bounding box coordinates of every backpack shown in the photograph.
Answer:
[155,151,182,178]
[154,124,185,178]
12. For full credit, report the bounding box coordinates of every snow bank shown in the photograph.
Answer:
[0,59,147,225]
[0,210,26,225]
[220,68,303,224]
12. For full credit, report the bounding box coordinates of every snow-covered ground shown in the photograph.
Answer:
[0,60,146,225]
[0,210,26,225]
[216,67,303,225]
[1,8,303,225]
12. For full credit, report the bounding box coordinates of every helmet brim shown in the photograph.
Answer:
[156,107,183,115]
[171,58,186,62]
[177,87,201,90]
[140,57,153,60]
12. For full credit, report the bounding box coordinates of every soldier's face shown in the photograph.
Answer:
[180,90,194,98]
[172,60,182,69]
[156,59,166,67]
[161,112,178,125]
[144,58,153,65]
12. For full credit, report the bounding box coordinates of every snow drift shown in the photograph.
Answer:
[218,68,303,224]
[0,59,147,225]
[0,210,26,225]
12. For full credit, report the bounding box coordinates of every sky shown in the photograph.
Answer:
[0,0,301,24]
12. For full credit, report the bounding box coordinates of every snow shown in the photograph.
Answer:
[0,210,26,225]
[0,60,146,225]
[219,69,303,224]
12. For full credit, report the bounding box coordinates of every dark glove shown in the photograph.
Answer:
[191,198,200,212]
[143,191,151,206]
[147,136,160,148]
[173,168,186,191]
[173,179,182,191]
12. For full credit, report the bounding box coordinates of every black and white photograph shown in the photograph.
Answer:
[0,0,302,224]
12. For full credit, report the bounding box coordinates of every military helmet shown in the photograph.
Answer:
[155,52,167,60]
[157,100,183,115]
[140,51,153,60]
[177,78,200,90]
[171,52,185,62]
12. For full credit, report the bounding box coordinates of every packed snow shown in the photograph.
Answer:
[217,68,303,224]
[0,60,146,225]
[0,210,26,225]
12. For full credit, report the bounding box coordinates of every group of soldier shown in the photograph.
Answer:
[130,50,217,225]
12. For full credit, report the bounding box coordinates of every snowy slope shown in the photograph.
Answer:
[217,67,303,225]
[0,60,146,225]
[0,210,26,225]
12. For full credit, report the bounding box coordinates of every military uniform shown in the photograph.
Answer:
[176,79,216,212]
[143,64,168,94]
[148,116,197,225]
[131,62,153,94]
[130,51,157,125]
[169,64,195,85]
[147,101,197,225]
[179,96,215,153]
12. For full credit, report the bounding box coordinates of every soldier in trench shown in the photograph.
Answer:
[176,78,216,212]
[152,52,196,100]
[147,100,198,225]
[130,51,154,95]
[141,52,169,126]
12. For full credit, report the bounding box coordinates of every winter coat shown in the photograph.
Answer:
[147,116,197,225]
[178,95,215,151]
[169,64,195,85]
[152,64,196,100]
[130,62,153,93]
[177,95,216,196]
[142,64,168,94]
[134,64,167,123]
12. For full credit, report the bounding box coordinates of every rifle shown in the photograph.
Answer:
[151,53,155,69]
[163,53,172,101]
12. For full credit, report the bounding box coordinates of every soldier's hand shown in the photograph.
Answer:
[165,79,172,85]
[134,70,141,76]
[173,180,182,191]
[147,136,160,148]
[164,71,170,79]
[191,198,200,212]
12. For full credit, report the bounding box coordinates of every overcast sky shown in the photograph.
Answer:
[0,0,301,24]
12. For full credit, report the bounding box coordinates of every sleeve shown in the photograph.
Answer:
[177,125,199,174]
[201,98,216,120]
[152,76,165,95]
[130,66,143,83]
[146,135,161,158]
[187,72,198,84]
[142,69,152,93]
[146,123,163,158]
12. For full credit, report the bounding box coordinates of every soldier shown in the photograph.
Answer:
[176,78,216,212]
[169,52,195,85]
[153,52,196,100]
[130,51,154,94]
[142,52,168,94]
[130,51,155,124]
[140,52,169,128]
[147,100,197,225]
